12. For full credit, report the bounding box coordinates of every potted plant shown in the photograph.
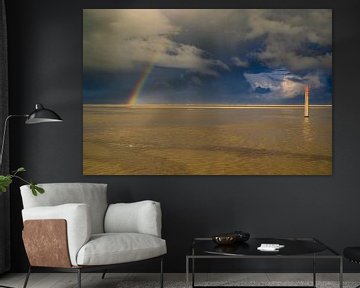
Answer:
[0,167,44,196]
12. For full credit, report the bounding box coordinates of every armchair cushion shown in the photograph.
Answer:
[21,183,108,234]
[104,201,162,237]
[76,233,166,266]
[22,203,91,266]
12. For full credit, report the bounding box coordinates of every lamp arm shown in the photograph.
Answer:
[0,114,28,169]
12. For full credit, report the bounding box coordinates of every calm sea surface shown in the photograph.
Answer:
[83,105,332,175]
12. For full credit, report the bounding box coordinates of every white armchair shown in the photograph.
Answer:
[20,183,166,288]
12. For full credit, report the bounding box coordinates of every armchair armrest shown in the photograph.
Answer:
[23,219,71,268]
[22,203,91,266]
[104,200,162,237]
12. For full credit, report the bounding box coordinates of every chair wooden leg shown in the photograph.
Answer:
[77,269,81,288]
[160,257,164,288]
[101,270,107,279]
[22,266,31,288]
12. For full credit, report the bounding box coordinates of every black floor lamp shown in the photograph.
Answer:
[0,103,63,167]
[0,103,62,288]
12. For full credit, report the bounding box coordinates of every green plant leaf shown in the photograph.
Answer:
[0,167,44,197]
[30,182,38,196]
[11,167,26,175]
[35,185,45,194]
[29,182,44,196]
[0,175,13,192]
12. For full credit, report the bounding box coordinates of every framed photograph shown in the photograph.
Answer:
[83,9,332,175]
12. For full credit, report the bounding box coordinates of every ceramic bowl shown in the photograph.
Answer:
[212,233,238,245]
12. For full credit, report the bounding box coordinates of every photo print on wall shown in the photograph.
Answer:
[83,9,332,175]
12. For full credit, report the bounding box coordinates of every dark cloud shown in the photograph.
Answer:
[83,9,332,104]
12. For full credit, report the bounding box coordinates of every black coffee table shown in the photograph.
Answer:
[186,237,342,288]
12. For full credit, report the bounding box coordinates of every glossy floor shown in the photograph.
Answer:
[0,273,357,288]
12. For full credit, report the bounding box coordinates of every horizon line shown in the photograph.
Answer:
[83,103,332,109]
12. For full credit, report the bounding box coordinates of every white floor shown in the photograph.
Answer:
[0,273,359,288]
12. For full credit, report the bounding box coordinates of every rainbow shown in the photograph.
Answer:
[128,59,157,106]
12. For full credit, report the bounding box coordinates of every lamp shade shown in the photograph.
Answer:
[25,104,63,124]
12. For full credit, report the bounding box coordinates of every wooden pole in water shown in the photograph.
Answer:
[304,84,309,117]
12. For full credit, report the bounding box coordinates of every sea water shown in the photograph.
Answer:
[83,105,332,175]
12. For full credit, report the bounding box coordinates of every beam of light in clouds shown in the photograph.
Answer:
[244,69,324,99]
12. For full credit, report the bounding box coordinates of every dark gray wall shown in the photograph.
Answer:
[5,0,360,273]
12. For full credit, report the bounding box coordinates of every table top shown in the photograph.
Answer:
[190,237,340,258]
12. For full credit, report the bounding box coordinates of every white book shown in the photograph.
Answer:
[257,243,285,251]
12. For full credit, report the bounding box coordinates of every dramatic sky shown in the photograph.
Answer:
[83,9,332,105]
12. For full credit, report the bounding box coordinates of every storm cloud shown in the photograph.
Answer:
[83,9,332,104]
[244,69,324,99]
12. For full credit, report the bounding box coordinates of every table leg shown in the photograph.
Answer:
[192,257,195,288]
[192,246,195,288]
[339,257,343,288]
[313,254,316,287]
[186,257,189,288]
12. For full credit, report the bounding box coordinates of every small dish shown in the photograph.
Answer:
[212,233,237,245]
